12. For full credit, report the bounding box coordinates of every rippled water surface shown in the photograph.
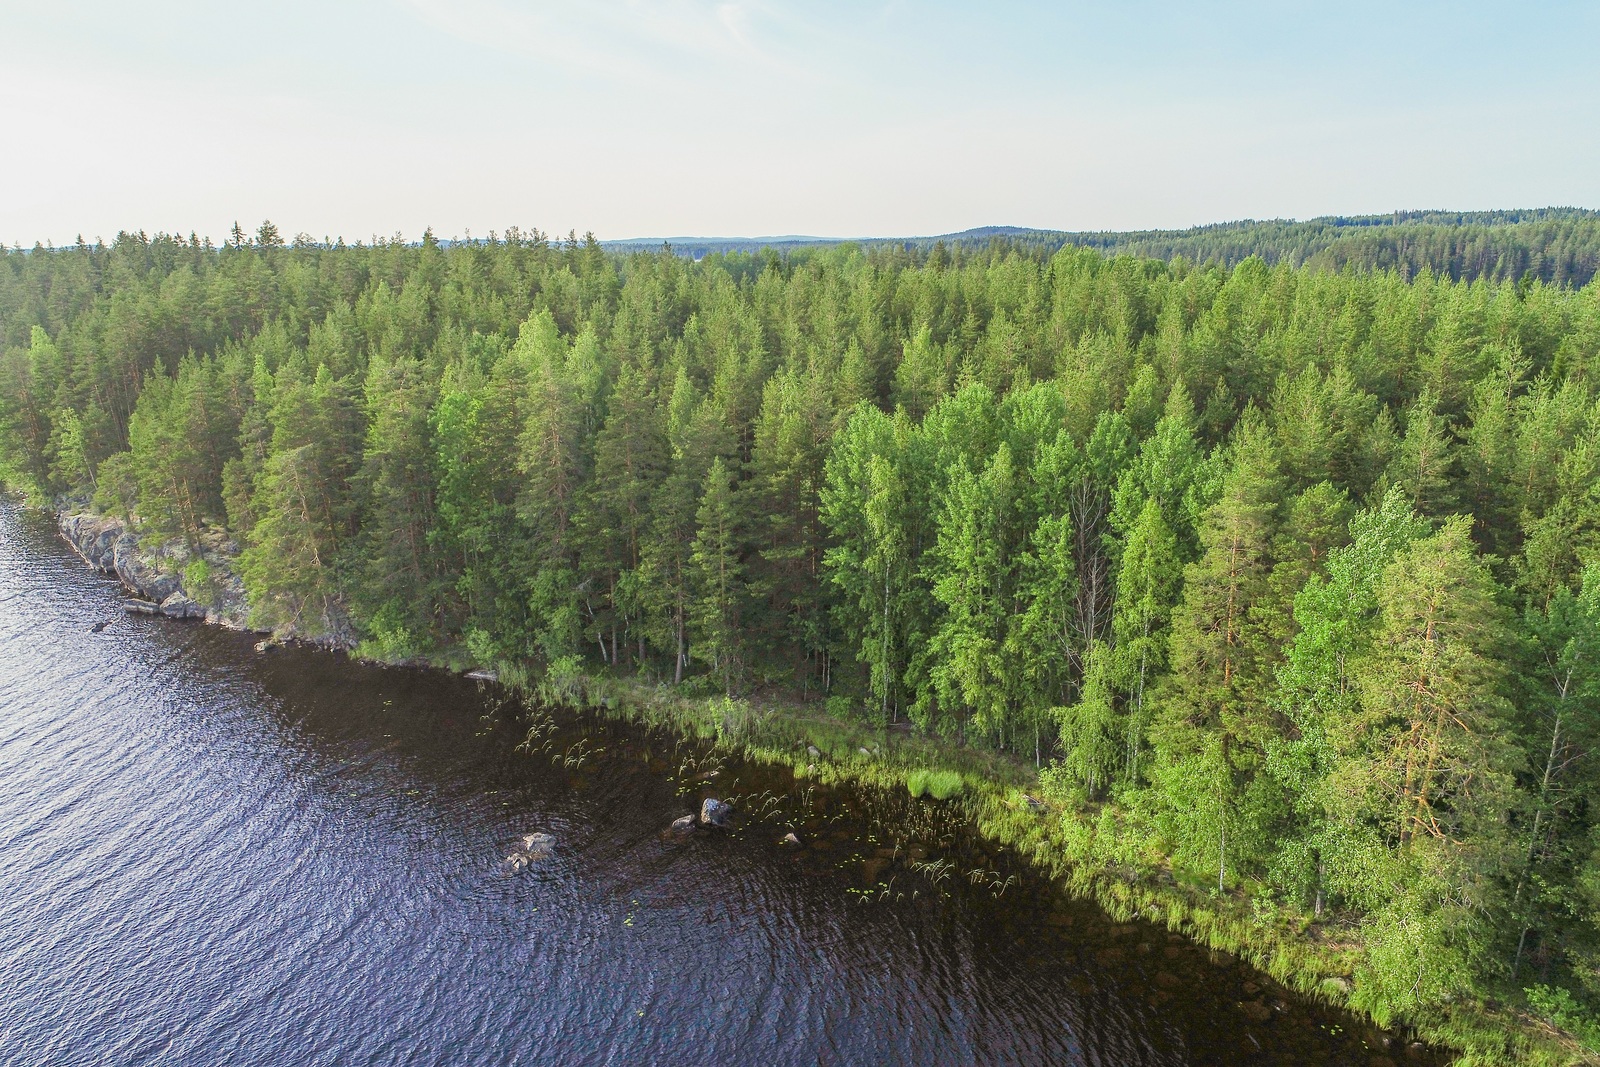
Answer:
[0,502,1438,1066]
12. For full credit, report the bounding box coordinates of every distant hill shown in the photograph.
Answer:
[604,208,1600,286]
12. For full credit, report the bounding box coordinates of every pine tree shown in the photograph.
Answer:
[689,457,746,695]
[238,362,362,635]
[353,354,441,658]
[822,404,921,723]
[515,313,586,664]
[891,325,948,420]
[1268,487,1428,914]
[1109,498,1183,786]
[1508,566,1600,979]
[1385,388,1458,518]
[927,444,1018,743]
[1346,517,1522,1015]
[1008,432,1080,766]
[1148,410,1285,885]
[745,367,834,690]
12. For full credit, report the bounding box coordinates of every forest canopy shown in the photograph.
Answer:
[606,207,1600,289]
[3,223,1600,1051]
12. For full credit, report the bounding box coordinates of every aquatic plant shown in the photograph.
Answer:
[906,769,963,801]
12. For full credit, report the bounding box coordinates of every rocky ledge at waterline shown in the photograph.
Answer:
[55,508,354,649]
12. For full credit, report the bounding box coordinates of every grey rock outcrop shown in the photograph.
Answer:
[56,507,354,649]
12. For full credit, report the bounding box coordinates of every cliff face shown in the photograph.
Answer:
[58,511,255,631]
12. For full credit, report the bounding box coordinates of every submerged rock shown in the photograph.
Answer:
[668,814,698,834]
[504,832,556,872]
[89,620,110,633]
[700,798,732,828]
[124,602,160,615]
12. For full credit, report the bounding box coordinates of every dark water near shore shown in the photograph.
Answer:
[0,502,1440,1066]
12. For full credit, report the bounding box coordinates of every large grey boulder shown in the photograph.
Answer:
[159,593,205,619]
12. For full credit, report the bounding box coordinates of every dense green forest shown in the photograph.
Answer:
[1042,208,1600,288]
[3,224,1600,1054]
[614,208,1600,288]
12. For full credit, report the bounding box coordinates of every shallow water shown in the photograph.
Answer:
[0,501,1439,1066]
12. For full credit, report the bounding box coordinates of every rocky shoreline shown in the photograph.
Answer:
[55,508,354,649]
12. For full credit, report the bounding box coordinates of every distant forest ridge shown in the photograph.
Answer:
[605,207,1600,287]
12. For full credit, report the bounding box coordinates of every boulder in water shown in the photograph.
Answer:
[124,601,159,615]
[781,832,802,847]
[90,620,110,633]
[505,832,556,872]
[700,798,732,828]
[668,814,698,834]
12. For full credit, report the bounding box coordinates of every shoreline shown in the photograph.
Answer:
[54,506,355,650]
[47,502,1589,1066]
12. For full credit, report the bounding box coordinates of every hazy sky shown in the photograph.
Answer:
[3,1,1597,246]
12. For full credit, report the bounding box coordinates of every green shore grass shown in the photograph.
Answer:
[496,665,1593,1067]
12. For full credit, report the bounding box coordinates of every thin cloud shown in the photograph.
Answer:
[402,0,825,86]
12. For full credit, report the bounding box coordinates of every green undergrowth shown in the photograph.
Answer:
[491,666,1593,1067]
[906,768,964,800]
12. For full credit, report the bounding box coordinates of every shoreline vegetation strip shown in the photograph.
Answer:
[543,670,1585,1067]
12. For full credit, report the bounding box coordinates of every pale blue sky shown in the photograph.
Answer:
[3,1,1596,246]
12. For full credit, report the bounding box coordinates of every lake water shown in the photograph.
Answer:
[0,501,1438,1066]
